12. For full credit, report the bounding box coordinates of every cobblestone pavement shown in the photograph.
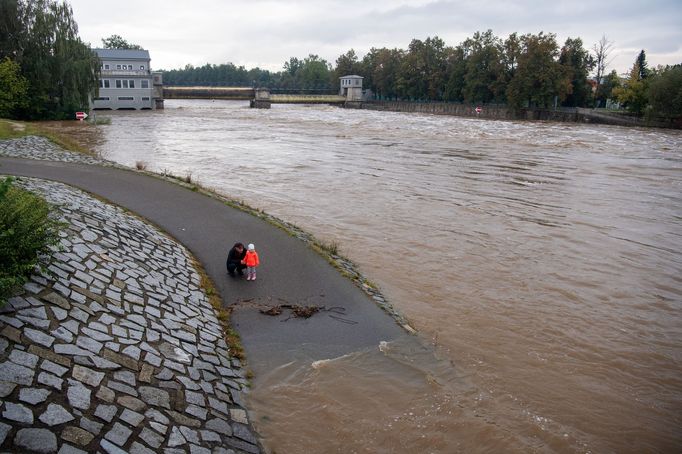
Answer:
[0,177,261,454]
[0,136,114,166]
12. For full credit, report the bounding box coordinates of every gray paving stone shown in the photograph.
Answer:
[38,371,63,390]
[149,421,168,434]
[51,326,75,342]
[39,403,74,426]
[122,345,141,360]
[143,352,162,367]
[40,359,69,377]
[51,306,68,321]
[179,426,200,444]
[190,445,211,454]
[0,381,17,397]
[208,396,228,415]
[144,408,170,425]
[80,416,104,435]
[19,387,51,405]
[62,319,80,334]
[81,327,113,342]
[168,426,187,447]
[14,428,57,453]
[70,307,89,323]
[104,422,132,446]
[3,402,34,423]
[138,427,164,449]
[129,441,156,454]
[76,335,103,354]
[200,429,221,442]
[100,438,128,454]
[1,360,35,386]
[105,341,121,352]
[186,390,205,407]
[0,422,11,445]
[107,380,138,396]
[94,404,118,422]
[120,408,144,427]
[54,344,93,357]
[9,348,39,368]
[23,328,55,347]
[139,386,170,409]
[206,417,233,436]
[232,423,259,445]
[113,370,136,386]
[58,443,88,454]
[67,381,91,410]
[91,355,121,370]
[185,405,208,420]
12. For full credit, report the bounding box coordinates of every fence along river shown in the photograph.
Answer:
[92,99,682,453]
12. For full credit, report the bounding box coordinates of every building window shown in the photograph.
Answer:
[104,80,110,88]
[118,96,134,101]
[104,64,110,70]
[142,97,150,101]
[115,80,122,88]
[140,65,145,70]
[129,80,135,88]
[116,64,121,70]
[122,80,129,88]
[94,97,110,101]
[141,80,149,89]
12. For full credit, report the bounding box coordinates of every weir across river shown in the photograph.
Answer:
[163,86,347,108]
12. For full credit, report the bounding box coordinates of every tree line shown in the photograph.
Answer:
[163,30,681,119]
[0,0,99,120]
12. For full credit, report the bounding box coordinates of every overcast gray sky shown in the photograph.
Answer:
[69,0,682,75]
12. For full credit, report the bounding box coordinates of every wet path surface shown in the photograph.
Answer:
[0,157,408,378]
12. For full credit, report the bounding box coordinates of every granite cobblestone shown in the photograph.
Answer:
[0,174,260,453]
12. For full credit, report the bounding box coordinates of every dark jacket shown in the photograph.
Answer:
[227,246,246,265]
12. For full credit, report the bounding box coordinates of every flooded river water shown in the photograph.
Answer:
[92,100,681,453]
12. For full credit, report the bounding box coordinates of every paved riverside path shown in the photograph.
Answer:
[0,157,408,375]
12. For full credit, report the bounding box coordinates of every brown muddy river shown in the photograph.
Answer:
[91,100,682,453]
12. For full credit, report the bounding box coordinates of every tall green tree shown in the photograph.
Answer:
[636,50,649,79]
[101,34,143,50]
[645,65,682,119]
[2,0,99,120]
[462,30,506,103]
[397,36,447,100]
[559,37,595,107]
[613,54,648,115]
[506,32,571,109]
[334,49,361,81]
[0,57,28,117]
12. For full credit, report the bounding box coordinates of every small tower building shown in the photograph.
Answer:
[339,75,363,101]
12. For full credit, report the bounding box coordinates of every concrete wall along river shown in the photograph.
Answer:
[85,99,682,453]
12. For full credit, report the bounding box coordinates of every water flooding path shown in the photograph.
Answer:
[92,100,681,452]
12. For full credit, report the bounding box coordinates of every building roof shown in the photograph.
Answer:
[339,75,364,79]
[94,48,150,60]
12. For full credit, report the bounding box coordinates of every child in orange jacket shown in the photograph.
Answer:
[242,243,260,281]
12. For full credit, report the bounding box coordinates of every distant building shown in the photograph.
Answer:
[339,75,363,101]
[92,48,163,110]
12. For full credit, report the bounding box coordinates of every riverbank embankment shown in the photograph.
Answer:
[346,100,680,128]
[0,175,261,453]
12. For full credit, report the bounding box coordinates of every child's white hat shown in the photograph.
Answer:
[247,243,255,251]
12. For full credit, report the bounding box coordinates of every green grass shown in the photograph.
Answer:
[0,118,95,155]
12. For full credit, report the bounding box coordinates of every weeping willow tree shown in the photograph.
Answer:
[0,0,99,119]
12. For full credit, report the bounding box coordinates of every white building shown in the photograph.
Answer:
[92,49,161,110]
[339,75,363,101]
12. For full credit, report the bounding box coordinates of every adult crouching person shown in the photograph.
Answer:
[226,242,247,277]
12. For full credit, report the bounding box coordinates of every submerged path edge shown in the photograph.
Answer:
[0,157,413,375]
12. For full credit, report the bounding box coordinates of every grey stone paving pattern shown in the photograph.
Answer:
[0,177,260,453]
[0,136,113,166]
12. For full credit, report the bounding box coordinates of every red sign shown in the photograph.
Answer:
[75,111,88,120]
[475,106,482,114]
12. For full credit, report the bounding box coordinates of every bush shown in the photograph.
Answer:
[0,177,60,304]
